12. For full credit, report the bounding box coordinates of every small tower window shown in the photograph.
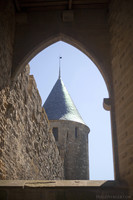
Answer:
[52,127,58,141]
[67,131,69,140]
[75,127,78,138]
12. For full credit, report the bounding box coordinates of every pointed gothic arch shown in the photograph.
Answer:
[12,32,118,180]
[12,33,112,96]
[29,40,114,180]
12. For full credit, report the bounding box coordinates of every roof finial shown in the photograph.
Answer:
[59,56,62,79]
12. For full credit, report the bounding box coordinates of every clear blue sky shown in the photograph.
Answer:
[29,41,114,180]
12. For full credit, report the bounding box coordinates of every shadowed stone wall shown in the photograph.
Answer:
[0,0,15,90]
[109,0,133,190]
[0,65,64,179]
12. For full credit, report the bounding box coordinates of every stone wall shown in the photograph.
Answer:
[0,65,64,179]
[109,0,133,189]
[0,0,15,90]
[50,120,89,180]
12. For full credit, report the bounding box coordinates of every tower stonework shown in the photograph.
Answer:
[43,76,90,180]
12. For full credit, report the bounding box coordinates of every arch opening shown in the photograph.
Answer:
[29,41,114,180]
[12,34,111,96]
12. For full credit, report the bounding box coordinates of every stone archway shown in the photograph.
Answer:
[12,28,119,180]
[11,5,120,177]
[1,0,133,193]
[12,6,112,94]
[0,0,120,182]
[29,40,116,180]
[12,33,112,96]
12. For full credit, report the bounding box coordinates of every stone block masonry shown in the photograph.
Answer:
[0,65,64,180]
[109,0,133,190]
[49,120,89,180]
[0,0,15,90]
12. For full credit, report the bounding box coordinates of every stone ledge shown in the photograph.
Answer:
[0,180,127,188]
[0,180,130,200]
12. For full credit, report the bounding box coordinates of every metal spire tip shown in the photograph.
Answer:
[59,56,62,79]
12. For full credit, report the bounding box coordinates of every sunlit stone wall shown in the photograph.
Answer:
[0,65,64,179]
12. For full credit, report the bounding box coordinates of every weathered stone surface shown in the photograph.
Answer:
[0,65,64,180]
[0,180,129,200]
[49,120,89,180]
[109,0,133,190]
[0,0,15,89]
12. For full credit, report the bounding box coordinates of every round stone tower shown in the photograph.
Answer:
[43,73,90,180]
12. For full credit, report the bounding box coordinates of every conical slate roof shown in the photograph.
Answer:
[43,77,85,124]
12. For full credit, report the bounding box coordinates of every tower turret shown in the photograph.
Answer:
[43,72,90,180]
